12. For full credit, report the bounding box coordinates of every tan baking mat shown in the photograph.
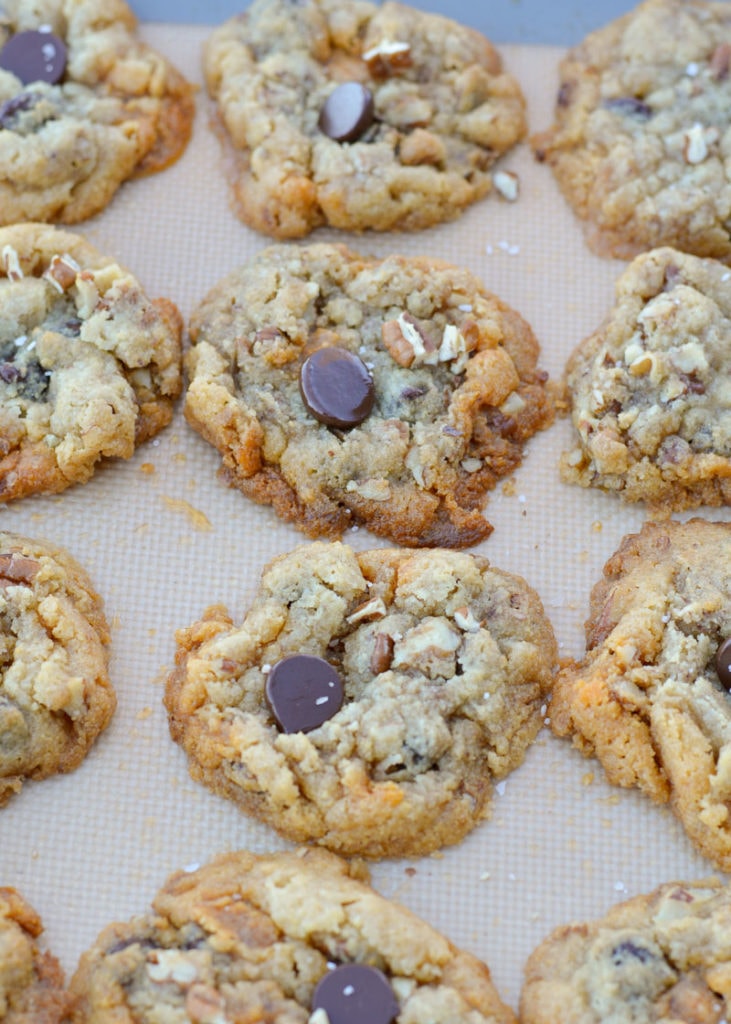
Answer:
[2,22,729,1012]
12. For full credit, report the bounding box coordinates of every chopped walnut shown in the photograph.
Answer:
[381,313,434,367]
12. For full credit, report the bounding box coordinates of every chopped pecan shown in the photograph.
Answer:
[362,38,412,77]
[347,596,387,624]
[0,553,40,584]
[370,633,394,674]
[710,42,731,80]
[44,253,80,293]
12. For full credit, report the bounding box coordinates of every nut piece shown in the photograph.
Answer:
[454,606,481,632]
[370,632,395,674]
[43,253,80,293]
[683,123,708,164]
[146,950,200,985]
[1,244,23,281]
[710,42,731,80]
[347,596,387,624]
[363,38,412,77]
[0,553,40,584]
[74,271,100,319]
[381,313,434,367]
[493,169,520,201]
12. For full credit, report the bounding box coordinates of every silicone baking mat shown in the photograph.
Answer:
[2,19,730,1013]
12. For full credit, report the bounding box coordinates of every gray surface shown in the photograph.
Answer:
[129,0,640,45]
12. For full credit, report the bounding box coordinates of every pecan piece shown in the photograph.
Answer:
[0,553,40,584]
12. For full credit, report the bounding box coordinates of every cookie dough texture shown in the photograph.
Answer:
[185,242,553,548]
[561,247,731,510]
[69,848,517,1024]
[0,223,183,502]
[551,518,731,871]
[0,887,70,1023]
[165,542,557,858]
[0,0,194,224]
[533,0,731,261]
[521,879,731,1024]
[203,0,526,237]
[0,531,115,806]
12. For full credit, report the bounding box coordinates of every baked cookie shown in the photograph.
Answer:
[0,886,71,1022]
[0,0,194,224]
[533,0,731,261]
[551,518,731,871]
[561,247,731,510]
[0,530,115,806]
[69,847,517,1024]
[165,541,557,858]
[0,223,183,502]
[521,878,731,1024]
[203,0,526,237]
[185,242,553,548]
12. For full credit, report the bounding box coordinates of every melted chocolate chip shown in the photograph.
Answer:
[0,30,67,86]
[299,347,375,428]
[716,638,731,690]
[312,965,399,1024]
[318,82,375,142]
[0,90,35,127]
[265,655,344,733]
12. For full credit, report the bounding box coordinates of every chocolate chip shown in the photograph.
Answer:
[299,347,375,428]
[0,30,67,86]
[312,965,399,1024]
[318,82,375,142]
[0,90,35,127]
[265,654,343,733]
[602,97,653,120]
[716,638,731,690]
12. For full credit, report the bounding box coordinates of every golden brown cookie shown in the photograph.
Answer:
[561,247,731,510]
[165,541,557,859]
[0,0,194,224]
[551,518,731,871]
[185,242,554,548]
[0,886,71,1023]
[533,0,731,261]
[69,848,517,1024]
[521,879,731,1024]
[0,223,183,502]
[0,530,115,806]
[203,0,526,237]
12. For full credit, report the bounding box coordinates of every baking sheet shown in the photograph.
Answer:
[1,21,730,1014]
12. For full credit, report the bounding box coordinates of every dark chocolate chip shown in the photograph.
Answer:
[602,97,653,120]
[299,347,375,428]
[0,90,35,127]
[265,654,343,733]
[611,941,656,966]
[318,82,375,142]
[716,638,731,690]
[0,30,67,86]
[312,965,399,1024]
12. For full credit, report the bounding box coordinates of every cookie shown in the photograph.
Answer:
[69,847,517,1024]
[0,0,194,225]
[560,247,731,510]
[164,541,557,858]
[0,530,115,806]
[0,886,71,1022]
[550,518,731,871]
[0,223,183,502]
[185,242,553,548]
[203,0,526,237]
[521,878,731,1024]
[532,0,731,261]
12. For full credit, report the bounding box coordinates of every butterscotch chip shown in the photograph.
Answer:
[164,542,557,858]
[0,887,71,1022]
[0,223,183,503]
[561,247,731,510]
[533,0,731,261]
[551,518,731,871]
[203,0,526,237]
[185,242,553,548]
[69,848,516,1024]
[0,0,194,224]
[521,879,731,1024]
[0,530,115,807]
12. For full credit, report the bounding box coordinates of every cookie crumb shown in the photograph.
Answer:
[162,497,213,531]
